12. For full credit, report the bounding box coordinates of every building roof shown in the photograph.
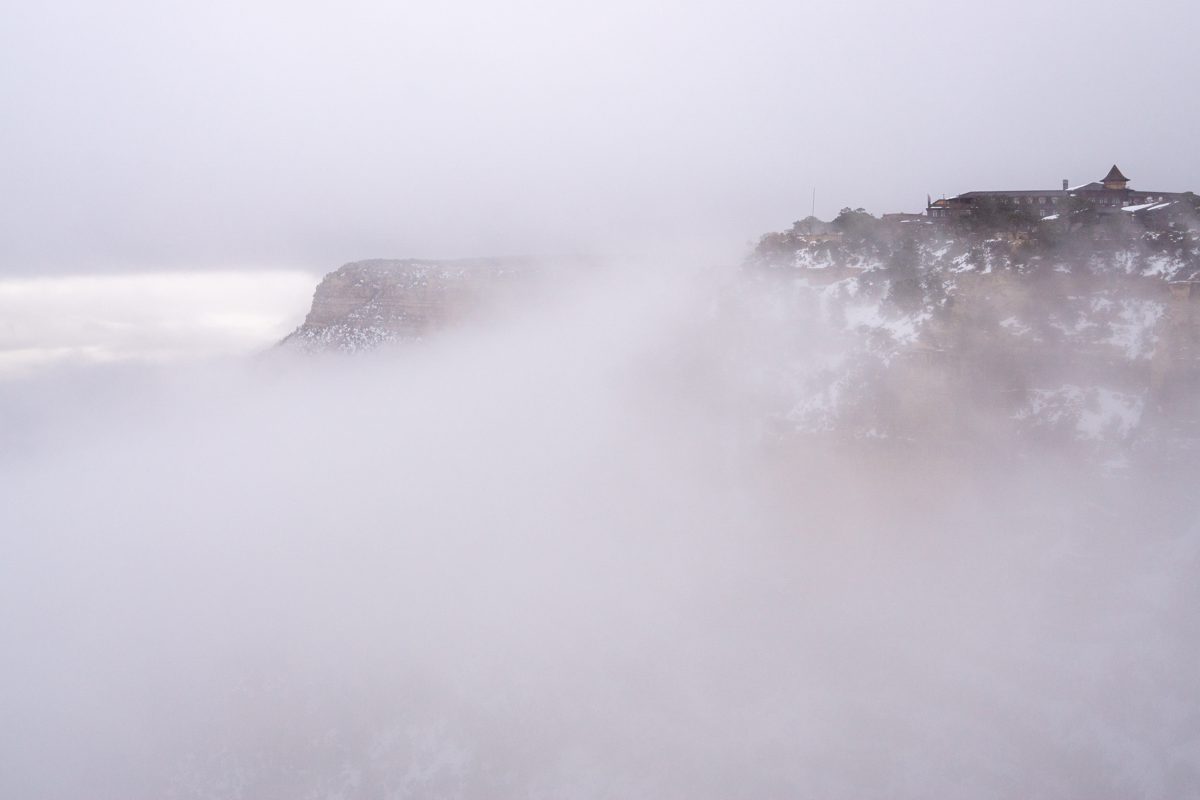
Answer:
[1103,164,1129,183]
[957,189,1070,198]
[928,165,1193,210]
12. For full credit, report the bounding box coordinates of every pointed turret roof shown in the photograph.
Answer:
[1103,164,1129,183]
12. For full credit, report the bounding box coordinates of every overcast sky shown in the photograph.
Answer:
[2,0,1197,275]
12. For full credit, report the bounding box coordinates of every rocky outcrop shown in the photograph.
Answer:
[282,209,1200,455]
[280,258,539,351]
[745,210,1200,454]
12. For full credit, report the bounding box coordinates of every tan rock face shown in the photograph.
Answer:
[281,258,538,351]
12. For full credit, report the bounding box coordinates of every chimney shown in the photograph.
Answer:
[1063,179,1069,191]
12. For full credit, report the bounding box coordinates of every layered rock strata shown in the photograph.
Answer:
[281,257,537,351]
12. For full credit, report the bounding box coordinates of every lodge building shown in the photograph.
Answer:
[926,165,1185,220]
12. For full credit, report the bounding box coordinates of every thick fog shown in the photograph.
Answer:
[3,1,1199,274]
[3,1,1200,795]
[0,271,315,375]
[2,261,1198,798]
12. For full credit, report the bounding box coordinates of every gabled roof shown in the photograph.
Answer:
[1103,164,1129,183]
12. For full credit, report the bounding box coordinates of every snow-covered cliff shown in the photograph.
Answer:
[745,210,1200,455]
[281,258,538,352]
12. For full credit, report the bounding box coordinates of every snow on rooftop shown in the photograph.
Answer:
[1122,201,1176,213]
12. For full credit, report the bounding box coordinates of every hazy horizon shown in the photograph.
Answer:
[4,3,1200,797]
[3,1,1198,276]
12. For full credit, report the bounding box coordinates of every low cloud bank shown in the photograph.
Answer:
[0,271,316,376]
[1,261,1198,798]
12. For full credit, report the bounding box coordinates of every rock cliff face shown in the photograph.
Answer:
[283,207,1200,455]
[745,208,1200,454]
[281,258,538,351]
